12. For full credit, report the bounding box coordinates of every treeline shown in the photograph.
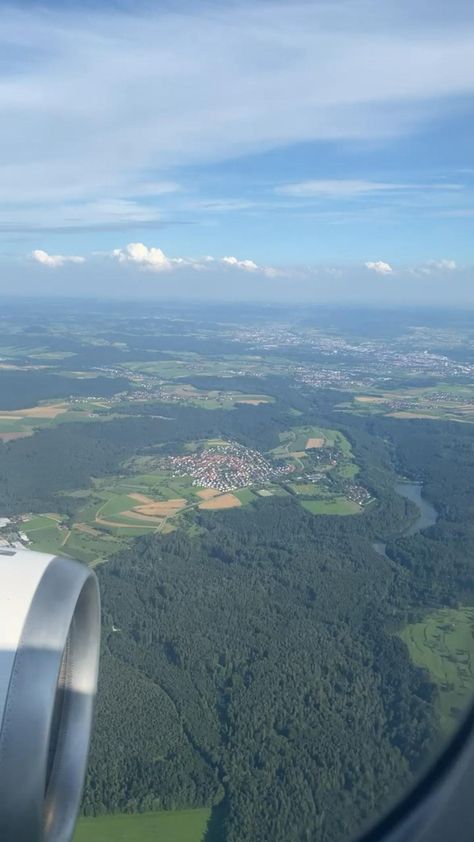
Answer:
[0,370,129,410]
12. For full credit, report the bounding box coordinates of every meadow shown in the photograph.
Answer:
[74,808,211,842]
[399,606,474,734]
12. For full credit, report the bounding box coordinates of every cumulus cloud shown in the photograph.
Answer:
[365,260,393,275]
[32,249,85,268]
[112,242,173,272]
[221,256,259,271]
[112,243,278,276]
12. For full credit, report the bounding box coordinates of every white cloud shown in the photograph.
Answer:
[277,180,461,198]
[365,260,393,275]
[112,243,277,276]
[1,2,474,226]
[427,258,457,271]
[221,256,258,271]
[32,249,85,268]
[112,242,173,272]
[410,258,457,275]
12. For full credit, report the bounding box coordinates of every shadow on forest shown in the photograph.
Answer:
[203,799,228,842]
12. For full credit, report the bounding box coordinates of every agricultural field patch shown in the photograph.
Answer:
[133,498,187,516]
[21,514,67,555]
[75,807,211,842]
[197,488,220,499]
[199,492,242,510]
[234,487,258,504]
[301,499,361,516]
[399,606,474,734]
[0,399,117,442]
[290,483,320,496]
[305,437,325,449]
[349,383,474,423]
[158,383,274,410]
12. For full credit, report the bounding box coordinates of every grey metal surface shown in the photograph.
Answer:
[0,554,100,842]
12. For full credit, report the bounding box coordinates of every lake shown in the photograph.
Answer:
[373,481,438,558]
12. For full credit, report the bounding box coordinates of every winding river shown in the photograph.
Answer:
[373,481,439,558]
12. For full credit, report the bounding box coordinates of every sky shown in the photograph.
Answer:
[1,0,474,303]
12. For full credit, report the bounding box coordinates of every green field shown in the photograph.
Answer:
[399,606,474,733]
[75,808,211,842]
[235,487,258,504]
[301,499,360,516]
[290,482,320,496]
[157,384,274,410]
[21,514,67,555]
[273,425,353,459]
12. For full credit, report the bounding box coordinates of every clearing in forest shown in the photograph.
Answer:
[399,606,474,734]
[74,807,211,842]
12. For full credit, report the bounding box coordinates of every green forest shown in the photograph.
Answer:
[81,398,474,841]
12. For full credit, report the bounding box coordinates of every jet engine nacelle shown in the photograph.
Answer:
[0,548,100,842]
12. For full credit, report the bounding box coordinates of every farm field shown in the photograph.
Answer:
[399,607,474,733]
[301,498,361,516]
[17,421,365,563]
[272,425,353,460]
[21,512,125,564]
[74,808,211,842]
[198,492,242,510]
[158,383,274,410]
[347,383,474,423]
[21,514,67,555]
[0,399,116,441]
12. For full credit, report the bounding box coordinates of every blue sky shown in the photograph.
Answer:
[1,0,474,302]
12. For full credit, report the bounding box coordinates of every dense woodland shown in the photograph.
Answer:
[81,384,474,841]
[0,370,129,410]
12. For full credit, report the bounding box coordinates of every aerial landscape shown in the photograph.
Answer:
[1,0,474,840]
[0,301,473,841]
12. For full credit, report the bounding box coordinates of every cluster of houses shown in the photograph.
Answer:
[166,443,294,492]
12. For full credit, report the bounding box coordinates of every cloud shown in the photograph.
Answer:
[427,258,457,270]
[221,256,259,271]
[112,242,174,272]
[410,258,457,275]
[277,180,461,198]
[365,260,393,275]
[32,249,85,268]
[112,243,278,276]
[1,2,474,227]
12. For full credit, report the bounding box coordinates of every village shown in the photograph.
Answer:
[164,443,295,492]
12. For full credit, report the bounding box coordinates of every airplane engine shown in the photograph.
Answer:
[0,548,100,842]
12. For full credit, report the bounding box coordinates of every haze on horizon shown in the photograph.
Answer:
[1,0,474,304]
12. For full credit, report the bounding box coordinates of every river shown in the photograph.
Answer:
[373,481,438,558]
